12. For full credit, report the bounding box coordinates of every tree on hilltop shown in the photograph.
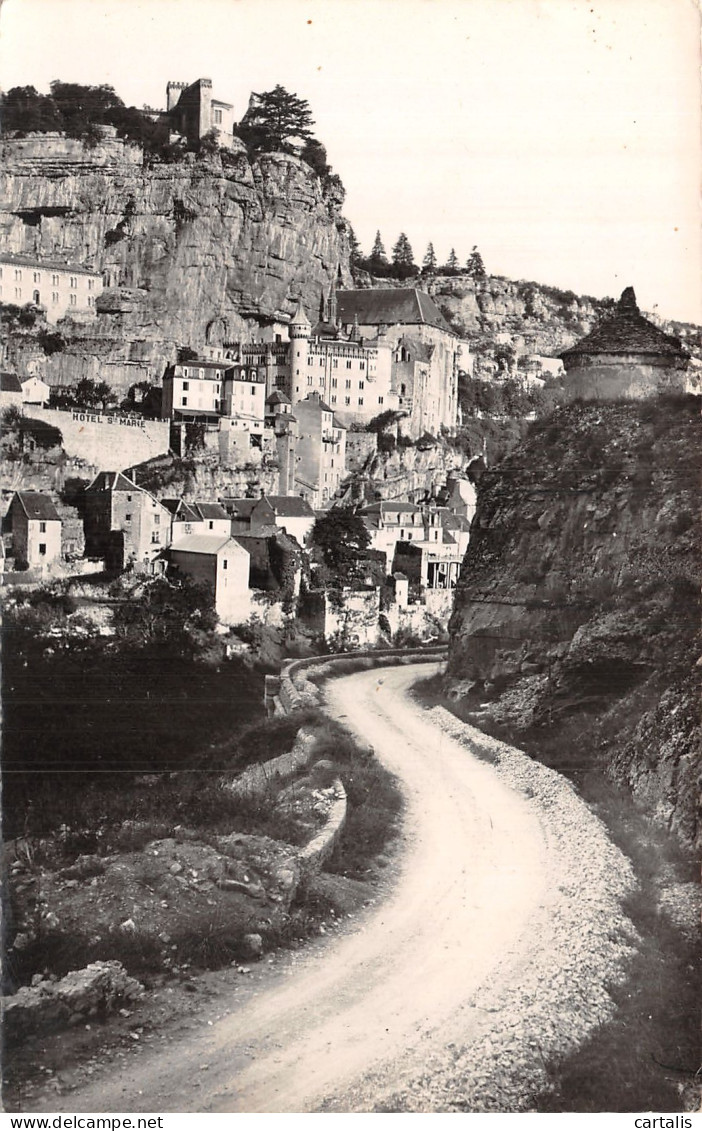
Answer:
[422,242,438,275]
[238,85,316,154]
[466,246,486,279]
[1,86,62,133]
[391,233,419,280]
[442,248,460,275]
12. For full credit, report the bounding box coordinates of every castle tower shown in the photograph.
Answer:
[289,301,311,404]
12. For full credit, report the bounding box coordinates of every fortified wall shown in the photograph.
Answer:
[25,408,170,467]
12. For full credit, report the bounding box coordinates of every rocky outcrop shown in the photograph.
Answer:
[447,396,700,852]
[0,135,350,391]
[3,961,143,1040]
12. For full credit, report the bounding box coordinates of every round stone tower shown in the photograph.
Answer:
[560,287,689,401]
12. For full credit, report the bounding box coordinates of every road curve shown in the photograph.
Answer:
[47,662,552,1113]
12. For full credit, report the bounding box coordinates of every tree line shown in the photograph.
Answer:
[349,229,487,281]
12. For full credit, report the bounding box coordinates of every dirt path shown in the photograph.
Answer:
[38,662,564,1112]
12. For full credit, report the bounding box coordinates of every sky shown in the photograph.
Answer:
[0,0,700,322]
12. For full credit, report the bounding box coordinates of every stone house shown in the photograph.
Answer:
[83,472,171,571]
[250,495,316,546]
[165,78,238,150]
[293,393,347,508]
[561,287,689,401]
[168,534,250,623]
[0,254,102,322]
[6,491,61,569]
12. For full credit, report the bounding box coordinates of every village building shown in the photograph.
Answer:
[83,471,171,571]
[165,78,238,150]
[0,254,102,322]
[392,514,464,590]
[293,393,347,508]
[6,491,61,569]
[161,499,231,543]
[561,287,690,401]
[249,495,316,545]
[361,500,470,581]
[20,375,51,405]
[168,534,250,623]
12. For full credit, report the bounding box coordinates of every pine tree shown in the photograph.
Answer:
[422,242,438,274]
[466,246,486,279]
[346,223,362,265]
[238,85,315,153]
[392,232,415,267]
[370,230,388,263]
[447,248,460,273]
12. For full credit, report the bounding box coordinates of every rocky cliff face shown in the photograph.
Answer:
[447,396,700,852]
[0,134,350,390]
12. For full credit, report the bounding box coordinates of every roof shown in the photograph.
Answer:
[362,501,422,515]
[85,471,139,493]
[312,320,340,339]
[170,534,246,556]
[561,288,687,362]
[266,391,291,406]
[162,498,200,523]
[175,359,228,372]
[222,497,259,518]
[289,301,311,327]
[264,496,315,518]
[1,372,22,392]
[0,253,101,277]
[336,289,455,335]
[192,501,230,521]
[11,491,61,522]
[396,334,435,363]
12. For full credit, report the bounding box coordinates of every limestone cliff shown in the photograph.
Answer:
[0,134,350,391]
[447,396,700,852]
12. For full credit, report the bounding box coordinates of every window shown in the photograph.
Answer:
[320,358,324,367]
[14,269,22,281]
[378,396,384,405]
[360,361,365,370]
[331,378,337,389]
[358,397,364,406]
[70,276,77,288]
[213,108,223,125]
[307,376,313,386]
[181,396,188,406]
[88,279,95,290]
[332,359,338,368]
[251,385,256,394]
[358,380,364,390]
[345,379,351,389]
[87,296,94,307]
[208,520,214,530]
[69,294,77,305]
[331,395,337,404]
[400,383,406,395]
[182,367,189,377]
[307,357,313,366]
[15,287,21,299]
[52,273,59,286]
[39,543,47,556]
[125,513,132,522]
[182,381,189,390]
[345,396,351,406]
[346,360,352,369]
[154,514,160,526]
[126,494,132,502]
[222,559,228,570]
[330,458,334,468]
[33,271,41,283]
[151,531,160,544]
[39,521,47,533]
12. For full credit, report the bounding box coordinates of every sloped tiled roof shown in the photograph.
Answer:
[265,496,315,517]
[192,501,230,521]
[162,498,200,523]
[266,390,291,406]
[0,252,101,277]
[337,289,455,335]
[222,497,259,518]
[561,288,687,362]
[12,491,61,521]
[85,471,138,493]
[170,534,246,556]
[0,372,22,392]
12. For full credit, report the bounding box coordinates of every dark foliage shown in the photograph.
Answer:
[311,508,371,578]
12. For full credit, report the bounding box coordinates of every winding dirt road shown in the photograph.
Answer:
[47,661,553,1113]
